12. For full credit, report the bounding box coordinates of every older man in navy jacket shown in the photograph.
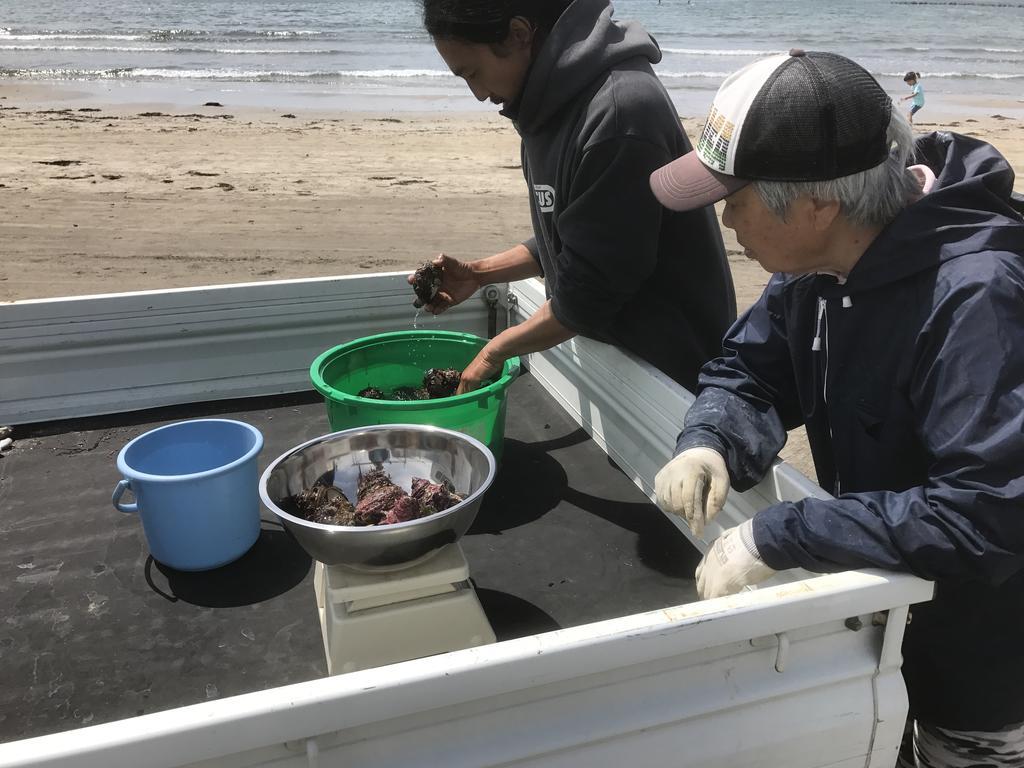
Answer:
[650,50,1024,766]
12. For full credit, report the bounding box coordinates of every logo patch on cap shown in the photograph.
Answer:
[697,105,735,173]
[650,50,893,214]
[694,53,791,177]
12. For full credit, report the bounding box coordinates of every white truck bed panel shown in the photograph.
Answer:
[0,274,489,425]
[1,576,919,768]
[0,274,933,768]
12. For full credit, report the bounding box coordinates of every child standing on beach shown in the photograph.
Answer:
[902,71,925,124]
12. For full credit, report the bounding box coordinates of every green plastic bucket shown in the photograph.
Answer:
[310,330,520,460]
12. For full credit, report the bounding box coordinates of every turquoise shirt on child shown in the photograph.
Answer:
[911,82,924,108]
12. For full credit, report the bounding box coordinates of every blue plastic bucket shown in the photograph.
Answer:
[112,419,264,571]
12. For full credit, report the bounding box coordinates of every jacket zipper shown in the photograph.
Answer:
[813,296,841,496]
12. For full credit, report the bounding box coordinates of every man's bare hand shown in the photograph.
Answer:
[406,254,479,315]
[456,346,505,395]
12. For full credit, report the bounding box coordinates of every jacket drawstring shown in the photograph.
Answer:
[812,297,826,351]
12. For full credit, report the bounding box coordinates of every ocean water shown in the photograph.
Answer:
[1,0,1022,114]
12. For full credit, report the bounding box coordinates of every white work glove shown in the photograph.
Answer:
[696,519,777,599]
[655,447,730,538]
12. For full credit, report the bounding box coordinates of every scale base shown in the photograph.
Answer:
[314,544,496,675]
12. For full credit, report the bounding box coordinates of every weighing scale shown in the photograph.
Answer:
[314,543,495,674]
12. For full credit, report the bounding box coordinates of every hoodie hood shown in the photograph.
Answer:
[506,0,661,133]
[828,132,1024,297]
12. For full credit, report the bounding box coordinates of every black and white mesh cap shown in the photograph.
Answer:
[651,50,893,212]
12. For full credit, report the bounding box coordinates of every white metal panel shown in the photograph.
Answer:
[0,274,493,425]
[0,570,930,768]
[191,633,891,768]
[510,278,826,541]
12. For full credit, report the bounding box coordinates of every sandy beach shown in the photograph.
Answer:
[4,83,1020,308]
[2,82,1022,474]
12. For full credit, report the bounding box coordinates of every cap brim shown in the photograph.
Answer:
[650,151,749,212]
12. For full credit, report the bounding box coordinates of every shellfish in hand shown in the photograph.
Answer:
[411,261,443,308]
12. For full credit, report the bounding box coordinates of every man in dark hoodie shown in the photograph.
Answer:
[410,0,735,394]
[651,50,1024,766]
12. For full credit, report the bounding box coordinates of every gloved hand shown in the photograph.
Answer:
[695,519,776,599]
[654,447,730,538]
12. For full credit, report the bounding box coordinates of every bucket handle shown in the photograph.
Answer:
[112,479,138,514]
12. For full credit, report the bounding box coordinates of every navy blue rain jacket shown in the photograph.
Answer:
[678,132,1024,731]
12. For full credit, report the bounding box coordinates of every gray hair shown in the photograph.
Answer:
[753,109,921,229]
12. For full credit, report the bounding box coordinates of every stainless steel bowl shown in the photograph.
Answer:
[259,425,496,571]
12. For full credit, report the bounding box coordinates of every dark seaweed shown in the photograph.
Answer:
[292,481,357,526]
[291,469,464,528]
[391,386,430,401]
[355,368,460,402]
[422,367,461,398]
[354,468,409,525]
[411,477,464,515]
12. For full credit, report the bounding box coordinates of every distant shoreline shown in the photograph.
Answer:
[3,75,1023,121]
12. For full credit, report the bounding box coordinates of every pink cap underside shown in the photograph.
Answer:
[650,151,747,212]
